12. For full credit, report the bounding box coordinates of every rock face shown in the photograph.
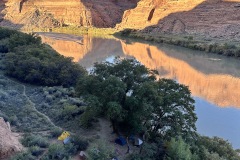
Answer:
[118,0,240,40]
[0,0,138,29]
[1,0,240,40]
[0,117,23,159]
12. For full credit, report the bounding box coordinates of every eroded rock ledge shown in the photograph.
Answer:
[0,117,22,159]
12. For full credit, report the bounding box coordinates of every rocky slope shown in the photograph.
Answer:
[118,0,240,40]
[0,0,138,30]
[0,117,23,159]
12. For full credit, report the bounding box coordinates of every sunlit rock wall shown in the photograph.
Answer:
[0,0,138,29]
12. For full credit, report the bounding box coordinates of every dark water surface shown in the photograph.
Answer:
[40,33,240,149]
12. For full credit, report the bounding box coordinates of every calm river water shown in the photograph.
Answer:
[39,33,240,149]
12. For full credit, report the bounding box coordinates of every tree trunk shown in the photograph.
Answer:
[111,119,119,135]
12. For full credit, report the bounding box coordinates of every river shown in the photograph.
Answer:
[39,32,240,149]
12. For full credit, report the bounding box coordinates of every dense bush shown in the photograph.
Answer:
[50,127,63,138]
[166,137,194,160]
[44,143,68,160]
[0,27,18,40]
[71,135,89,151]
[87,140,115,160]
[21,134,49,148]
[0,27,87,86]
[29,146,45,157]
[196,136,240,160]
[11,151,35,160]
[42,143,76,160]
[4,44,86,86]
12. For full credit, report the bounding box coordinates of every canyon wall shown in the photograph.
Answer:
[1,0,240,40]
[118,0,240,40]
[0,0,138,29]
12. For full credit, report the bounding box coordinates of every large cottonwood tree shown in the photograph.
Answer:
[76,57,197,139]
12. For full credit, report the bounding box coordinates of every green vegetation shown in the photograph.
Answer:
[0,27,86,86]
[21,134,49,148]
[0,27,239,160]
[76,58,197,140]
[76,57,239,160]
[51,26,117,39]
[86,140,115,160]
[117,29,240,58]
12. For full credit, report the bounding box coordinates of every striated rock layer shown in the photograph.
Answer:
[0,0,138,29]
[1,0,240,40]
[118,0,240,40]
[0,117,23,159]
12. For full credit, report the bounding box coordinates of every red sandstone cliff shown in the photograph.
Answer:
[1,0,240,40]
[0,0,138,29]
[118,0,240,40]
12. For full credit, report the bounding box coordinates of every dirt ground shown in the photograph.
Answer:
[71,118,141,160]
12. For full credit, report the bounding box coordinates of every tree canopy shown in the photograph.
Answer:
[76,57,197,140]
[0,27,86,86]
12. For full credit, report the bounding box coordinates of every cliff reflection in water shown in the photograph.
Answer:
[40,34,240,108]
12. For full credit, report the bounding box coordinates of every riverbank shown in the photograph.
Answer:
[27,26,117,39]
[115,29,240,58]
[36,26,240,58]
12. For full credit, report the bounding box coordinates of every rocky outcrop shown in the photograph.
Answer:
[0,117,23,159]
[0,0,138,30]
[118,0,240,40]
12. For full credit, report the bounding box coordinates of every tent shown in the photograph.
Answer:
[63,137,71,144]
[58,131,70,141]
[134,138,143,146]
[115,136,127,146]
[79,151,88,160]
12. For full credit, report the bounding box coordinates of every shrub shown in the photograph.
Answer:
[166,137,193,160]
[87,140,115,160]
[61,105,81,120]
[3,29,87,86]
[29,146,44,157]
[46,143,69,160]
[50,127,63,138]
[9,115,18,125]
[11,151,35,160]
[71,135,89,151]
[21,134,49,148]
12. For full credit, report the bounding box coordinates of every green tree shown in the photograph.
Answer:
[147,79,197,140]
[197,136,240,160]
[87,140,114,160]
[166,137,193,160]
[76,58,197,139]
